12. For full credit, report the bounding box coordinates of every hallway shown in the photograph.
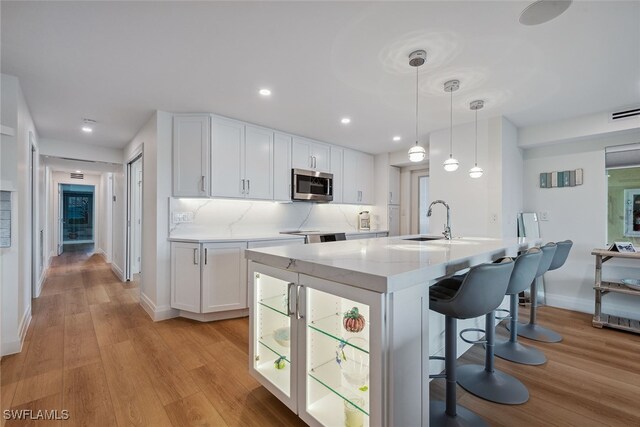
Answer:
[0,248,304,427]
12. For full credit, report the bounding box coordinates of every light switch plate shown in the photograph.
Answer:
[173,212,194,223]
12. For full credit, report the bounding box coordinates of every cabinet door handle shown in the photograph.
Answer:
[193,248,199,265]
[313,156,317,169]
[241,179,245,194]
[247,180,250,194]
[309,156,313,168]
[201,176,206,192]
[390,191,392,201]
[287,282,295,316]
[296,285,305,320]
[204,248,208,265]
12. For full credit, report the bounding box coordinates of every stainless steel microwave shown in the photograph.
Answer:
[292,169,333,202]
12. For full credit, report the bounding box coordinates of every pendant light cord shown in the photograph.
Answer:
[415,66,419,146]
[449,89,453,159]
[474,108,478,166]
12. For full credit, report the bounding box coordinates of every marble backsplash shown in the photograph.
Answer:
[169,198,378,237]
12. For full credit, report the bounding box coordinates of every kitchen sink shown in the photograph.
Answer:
[403,236,444,242]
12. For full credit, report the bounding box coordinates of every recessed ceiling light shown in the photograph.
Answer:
[259,88,271,96]
[341,117,351,124]
[75,170,82,173]
[393,136,401,141]
[82,126,93,133]
[82,118,96,133]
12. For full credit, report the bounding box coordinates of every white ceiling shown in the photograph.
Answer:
[42,156,122,174]
[2,1,639,154]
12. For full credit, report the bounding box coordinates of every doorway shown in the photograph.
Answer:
[410,169,429,234]
[59,184,95,252]
[126,153,143,281]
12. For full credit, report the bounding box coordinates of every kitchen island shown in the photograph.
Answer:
[245,235,540,427]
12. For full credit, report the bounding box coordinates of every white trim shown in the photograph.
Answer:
[95,248,107,261]
[35,267,47,298]
[110,262,125,281]
[139,292,179,321]
[2,306,32,356]
[178,309,249,322]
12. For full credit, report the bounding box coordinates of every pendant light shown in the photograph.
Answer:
[407,50,427,163]
[443,80,459,172]
[469,100,484,178]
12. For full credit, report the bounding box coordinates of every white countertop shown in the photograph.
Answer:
[245,235,541,293]
[168,229,389,243]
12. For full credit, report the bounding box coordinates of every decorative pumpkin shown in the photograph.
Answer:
[343,307,366,333]
[274,355,286,370]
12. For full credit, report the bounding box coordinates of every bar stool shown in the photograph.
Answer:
[455,255,534,405]
[506,242,559,342]
[429,259,514,426]
[493,247,546,366]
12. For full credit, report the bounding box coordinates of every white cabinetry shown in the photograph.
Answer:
[274,133,292,201]
[211,116,245,198]
[170,242,202,312]
[292,137,331,172]
[173,115,210,197]
[330,147,343,204]
[201,242,247,313]
[211,118,273,200]
[170,241,248,315]
[249,263,383,426]
[343,149,374,204]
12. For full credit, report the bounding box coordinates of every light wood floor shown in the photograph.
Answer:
[2,249,640,426]
[1,248,305,427]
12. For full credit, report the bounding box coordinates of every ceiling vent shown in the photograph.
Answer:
[70,172,84,180]
[611,106,640,121]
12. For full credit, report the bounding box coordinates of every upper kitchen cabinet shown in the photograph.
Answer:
[173,114,210,197]
[343,149,374,205]
[273,132,292,201]
[389,166,400,205]
[211,117,274,200]
[292,137,331,172]
[330,146,343,204]
[244,125,274,200]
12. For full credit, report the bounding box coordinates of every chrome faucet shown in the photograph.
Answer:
[427,200,452,240]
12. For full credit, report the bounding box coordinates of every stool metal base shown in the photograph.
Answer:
[494,340,547,365]
[456,364,529,405]
[430,401,488,427]
[507,322,562,343]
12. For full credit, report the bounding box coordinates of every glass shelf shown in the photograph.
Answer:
[258,293,288,317]
[258,332,291,363]
[308,359,370,416]
[308,313,370,354]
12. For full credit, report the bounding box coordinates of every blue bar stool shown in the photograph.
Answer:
[429,258,514,426]
[455,254,536,405]
[509,241,572,343]
[494,248,547,365]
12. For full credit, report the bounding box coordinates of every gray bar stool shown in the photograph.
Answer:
[455,257,532,405]
[429,259,514,426]
[507,242,560,342]
[494,248,546,365]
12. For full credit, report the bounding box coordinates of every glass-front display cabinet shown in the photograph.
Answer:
[249,263,383,427]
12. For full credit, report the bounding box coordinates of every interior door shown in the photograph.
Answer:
[132,162,142,274]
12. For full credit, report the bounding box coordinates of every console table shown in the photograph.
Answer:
[592,249,640,333]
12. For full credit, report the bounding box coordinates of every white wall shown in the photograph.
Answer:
[39,138,123,164]
[1,74,37,355]
[523,129,640,317]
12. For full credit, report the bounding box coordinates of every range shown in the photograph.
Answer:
[280,230,346,244]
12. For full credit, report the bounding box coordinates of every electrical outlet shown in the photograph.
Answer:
[173,212,194,223]
[540,211,549,221]
[490,213,498,223]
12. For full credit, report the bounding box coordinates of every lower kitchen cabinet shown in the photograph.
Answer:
[201,242,247,313]
[170,241,247,315]
[249,263,383,427]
